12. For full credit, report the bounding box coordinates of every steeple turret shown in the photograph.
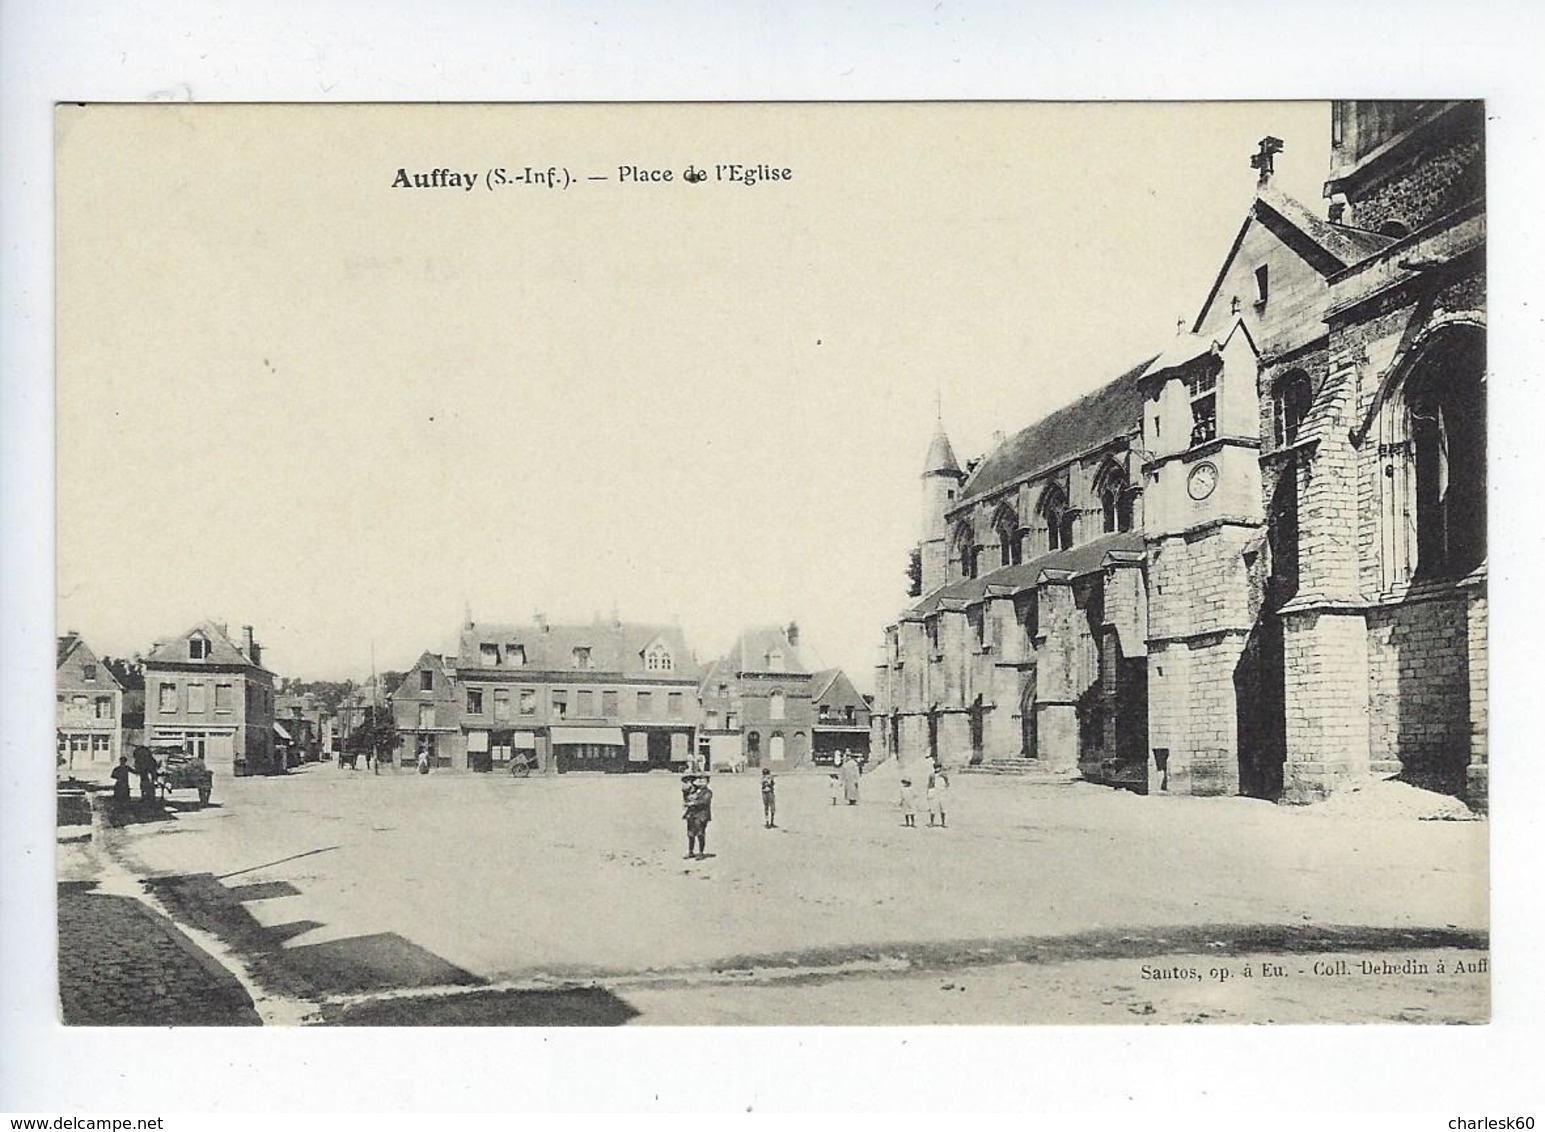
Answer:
[919,417,967,596]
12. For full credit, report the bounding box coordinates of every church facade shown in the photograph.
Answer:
[873,101,1487,809]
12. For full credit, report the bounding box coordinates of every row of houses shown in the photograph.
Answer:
[385,618,871,774]
[58,621,280,777]
[58,617,872,779]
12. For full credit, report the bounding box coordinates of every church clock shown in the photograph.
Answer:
[1187,461,1218,501]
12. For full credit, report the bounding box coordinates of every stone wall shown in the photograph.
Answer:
[1365,593,1471,788]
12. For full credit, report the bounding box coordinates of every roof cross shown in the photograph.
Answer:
[1251,136,1284,187]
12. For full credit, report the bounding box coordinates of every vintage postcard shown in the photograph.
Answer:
[54,100,1488,1027]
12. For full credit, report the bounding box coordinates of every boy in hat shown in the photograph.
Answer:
[760,767,777,828]
[683,774,713,859]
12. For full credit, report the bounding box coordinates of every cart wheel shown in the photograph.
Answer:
[198,786,211,806]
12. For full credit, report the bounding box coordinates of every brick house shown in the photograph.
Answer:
[875,102,1486,809]
[390,617,703,773]
[810,667,871,764]
[699,625,816,770]
[56,633,123,773]
[143,621,279,776]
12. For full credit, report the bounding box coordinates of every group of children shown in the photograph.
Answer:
[898,762,949,828]
[681,760,949,857]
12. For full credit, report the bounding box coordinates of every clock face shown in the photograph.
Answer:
[1187,461,1218,501]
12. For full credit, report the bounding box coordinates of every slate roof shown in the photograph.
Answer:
[144,620,270,672]
[811,668,867,712]
[457,619,702,680]
[1192,187,1396,333]
[907,530,1146,615]
[1258,186,1395,267]
[733,626,814,676]
[923,422,963,476]
[957,357,1155,505]
[57,633,82,668]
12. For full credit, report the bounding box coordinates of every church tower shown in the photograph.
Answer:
[919,418,965,596]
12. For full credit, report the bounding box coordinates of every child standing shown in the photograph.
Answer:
[927,764,950,828]
[760,768,777,828]
[899,777,918,827]
[828,772,842,806]
[683,774,713,859]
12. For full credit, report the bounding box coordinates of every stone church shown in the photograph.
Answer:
[873,101,1487,809]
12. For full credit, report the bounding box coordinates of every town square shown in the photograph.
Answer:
[44,97,1492,1036]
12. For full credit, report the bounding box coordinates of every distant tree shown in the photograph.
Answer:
[905,546,924,598]
[101,656,144,691]
[284,679,355,716]
[380,670,405,697]
[344,704,397,759]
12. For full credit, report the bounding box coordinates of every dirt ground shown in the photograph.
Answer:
[85,761,1489,1024]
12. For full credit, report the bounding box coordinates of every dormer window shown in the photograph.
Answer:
[189,635,209,661]
[645,643,674,672]
[1187,370,1218,446]
[506,644,525,667]
[573,647,592,670]
[480,643,500,666]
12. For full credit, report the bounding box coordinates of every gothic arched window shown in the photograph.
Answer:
[1407,328,1486,579]
[1273,369,1313,447]
[1039,484,1075,552]
[953,523,979,579]
[993,504,1022,567]
[1093,463,1134,534]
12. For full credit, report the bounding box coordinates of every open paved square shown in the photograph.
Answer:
[85,761,1488,1024]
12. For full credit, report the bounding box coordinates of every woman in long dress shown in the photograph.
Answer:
[840,754,861,805]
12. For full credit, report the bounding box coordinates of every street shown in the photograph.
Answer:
[81,761,1489,1025]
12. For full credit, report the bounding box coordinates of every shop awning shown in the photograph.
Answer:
[550,726,625,747]
[273,722,293,741]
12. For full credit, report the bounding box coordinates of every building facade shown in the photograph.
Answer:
[810,667,872,763]
[56,633,124,773]
[143,621,279,776]
[699,625,817,770]
[875,102,1486,809]
[390,617,703,773]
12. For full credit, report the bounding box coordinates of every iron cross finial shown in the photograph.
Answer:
[1251,136,1284,187]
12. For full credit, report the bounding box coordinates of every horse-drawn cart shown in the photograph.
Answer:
[149,739,213,806]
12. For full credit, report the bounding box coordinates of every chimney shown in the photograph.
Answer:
[991,429,1006,450]
[242,625,261,667]
[786,621,800,647]
[533,611,548,633]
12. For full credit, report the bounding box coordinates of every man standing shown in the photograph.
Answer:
[133,745,159,803]
[841,753,861,805]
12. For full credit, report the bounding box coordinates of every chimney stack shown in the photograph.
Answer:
[786,621,800,647]
[991,429,1006,450]
[242,625,261,667]
[533,610,548,633]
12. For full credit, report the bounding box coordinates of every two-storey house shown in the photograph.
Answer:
[56,632,123,773]
[143,621,278,776]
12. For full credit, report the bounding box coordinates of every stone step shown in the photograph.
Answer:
[958,761,1081,783]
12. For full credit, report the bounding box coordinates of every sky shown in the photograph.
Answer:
[56,101,1331,688]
